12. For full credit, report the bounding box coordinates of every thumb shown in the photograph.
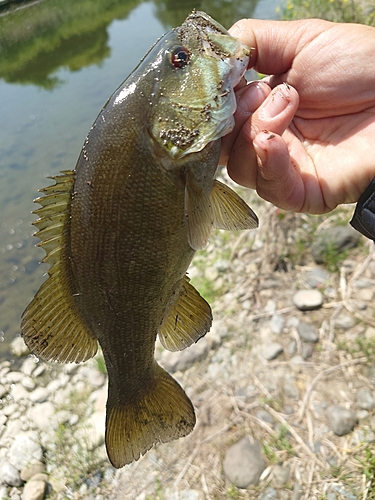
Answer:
[229,18,332,78]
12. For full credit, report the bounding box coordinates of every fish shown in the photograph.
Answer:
[21,11,258,468]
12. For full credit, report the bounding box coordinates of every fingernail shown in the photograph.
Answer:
[263,84,291,118]
[237,82,269,114]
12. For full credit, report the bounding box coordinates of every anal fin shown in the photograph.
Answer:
[158,275,212,352]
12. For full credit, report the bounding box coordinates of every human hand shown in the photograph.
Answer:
[220,19,375,214]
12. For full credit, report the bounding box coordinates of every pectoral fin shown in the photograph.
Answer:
[158,275,212,352]
[185,170,214,250]
[211,180,258,230]
[21,170,98,364]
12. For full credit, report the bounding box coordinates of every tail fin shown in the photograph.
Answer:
[105,362,196,468]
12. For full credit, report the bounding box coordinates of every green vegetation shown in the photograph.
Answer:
[355,338,375,358]
[50,421,101,487]
[95,351,107,375]
[146,478,163,500]
[260,397,283,413]
[46,386,106,497]
[281,0,375,24]
[263,424,295,464]
[189,228,235,305]
[226,484,240,499]
[338,336,375,359]
[359,443,375,498]
[321,243,348,273]
[272,207,366,274]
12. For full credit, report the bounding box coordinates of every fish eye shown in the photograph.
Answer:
[170,47,190,68]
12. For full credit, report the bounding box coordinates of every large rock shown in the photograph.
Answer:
[27,402,55,431]
[0,460,23,486]
[8,433,43,471]
[223,437,266,488]
[22,478,46,500]
[311,226,360,264]
[327,405,358,436]
[20,461,46,482]
[297,322,319,343]
[304,267,330,288]
[293,290,323,311]
[356,388,375,410]
[262,342,284,361]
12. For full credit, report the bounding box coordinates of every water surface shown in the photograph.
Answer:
[0,0,281,359]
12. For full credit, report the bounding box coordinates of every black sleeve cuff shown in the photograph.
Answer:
[350,178,375,241]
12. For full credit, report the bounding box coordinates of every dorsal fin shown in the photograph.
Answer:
[21,170,98,364]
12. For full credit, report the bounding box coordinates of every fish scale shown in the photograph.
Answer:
[21,11,258,468]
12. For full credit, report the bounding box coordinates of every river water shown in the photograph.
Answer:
[0,0,281,360]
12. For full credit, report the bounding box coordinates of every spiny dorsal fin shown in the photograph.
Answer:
[21,170,98,364]
[211,179,258,230]
[158,275,212,352]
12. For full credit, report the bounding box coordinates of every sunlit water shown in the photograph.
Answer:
[0,0,281,359]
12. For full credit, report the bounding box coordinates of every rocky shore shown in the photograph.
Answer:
[1,184,375,500]
[0,350,112,500]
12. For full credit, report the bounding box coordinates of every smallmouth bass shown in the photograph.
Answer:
[21,11,258,468]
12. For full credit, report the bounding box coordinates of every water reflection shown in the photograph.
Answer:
[0,0,139,88]
[0,0,280,359]
[154,0,259,30]
[1,0,265,88]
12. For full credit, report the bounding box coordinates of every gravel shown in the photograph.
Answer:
[292,290,323,311]
[304,267,331,288]
[262,342,284,361]
[297,322,319,343]
[356,388,375,410]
